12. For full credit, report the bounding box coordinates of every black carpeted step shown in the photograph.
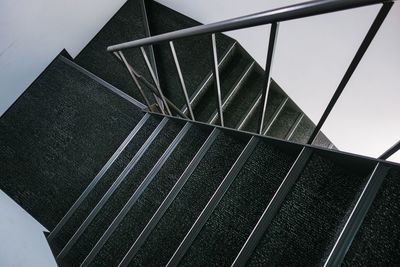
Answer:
[193,45,252,122]
[88,124,212,266]
[0,55,143,230]
[246,151,374,266]
[145,0,235,109]
[266,100,301,139]
[50,115,161,255]
[74,0,154,104]
[343,168,400,266]
[179,140,300,266]
[59,119,185,266]
[223,66,265,128]
[288,115,315,144]
[128,131,249,266]
[241,82,287,133]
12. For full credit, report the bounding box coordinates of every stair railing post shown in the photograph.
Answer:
[210,33,224,126]
[258,22,279,135]
[118,51,152,109]
[140,46,172,115]
[307,2,393,144]
[169,41,195,120]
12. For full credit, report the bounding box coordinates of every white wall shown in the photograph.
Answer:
[0,191,57,267]
[156,0,400,162]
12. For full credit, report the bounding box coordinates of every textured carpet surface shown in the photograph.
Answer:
[0,56,143,230]
[247,152,371,266]
[51,116,160,255]
[343,168,400,266]
[60,120,184,266]
[180,140,298,266]
[89,125,211,266]
[129,132,248,266]
[267,101,300,139]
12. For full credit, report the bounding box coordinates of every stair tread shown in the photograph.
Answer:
[0,55,143,230]
[60,119,184,266]
[129,132,248,266]
[51,115,161,254]
[89,124,212,266]
[267,101,301,139]
[246,152,373,266]
[179,140,299,266]
[343,168,400,266]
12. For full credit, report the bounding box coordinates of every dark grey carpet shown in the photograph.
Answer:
[129,132,248,266]
[0,55,143,230]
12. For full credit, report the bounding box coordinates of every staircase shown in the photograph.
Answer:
[0,0,399,266]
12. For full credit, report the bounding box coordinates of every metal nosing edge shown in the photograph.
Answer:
[323,162,390,267]
[285,113,304,141]
[167,136,259,267]
[118,128,220,267]
[208,62,255,124]
[59,56,146,109]
[182,42,237,114]
[236,92,262,130]
[231,146,313,266]
[263,96,289,135]
[47,113,150,242]
[81,122,192,267]
[56,117,169,261]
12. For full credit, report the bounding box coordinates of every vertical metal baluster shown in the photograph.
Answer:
[258,22,279,134]
[140,0,165,112]
[140,46,172,115]
[169,41,195,120]
[307,2,393,144]
[118,51,152,109]
[210,33,224,126]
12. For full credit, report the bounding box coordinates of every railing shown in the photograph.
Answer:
[107,0,395,145]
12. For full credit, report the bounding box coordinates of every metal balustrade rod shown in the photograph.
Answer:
[118,51,152,109]
[378,140,400,160]
[113,52,189,119]
[258,22,279,134]
[140,0,165,112]
[169,41,195,120]
[211,33,224,126]
[324,163,390,267]
[140,47,172,115]
[307,2,393,144]
[108,0,388,52]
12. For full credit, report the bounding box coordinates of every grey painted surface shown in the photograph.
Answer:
[0,191,57,267]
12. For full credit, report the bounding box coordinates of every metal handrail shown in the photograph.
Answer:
[107,0,386,52]
[107,0,395,153]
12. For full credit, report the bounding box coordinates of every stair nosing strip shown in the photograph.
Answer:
[166,136,259,267]
[47,113,150,242]
[56,117,169,261]
[323,162,390,267]
[59,56,146,109]
[80,122,192,267]
[231,146,313,267]
[182,42,237,114]
[208,61,255,124]
[118,128,220,267]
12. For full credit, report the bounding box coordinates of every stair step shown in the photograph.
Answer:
[193,45,253,122]
[127,131,249,266]
[86,124,212,266]
[178,139,300,266]
[0,55,143,231]
[49,115,161,255]
[343,168,400,266]
[58,118,185,266]
[266,100,301,139]
[245,151,375,266]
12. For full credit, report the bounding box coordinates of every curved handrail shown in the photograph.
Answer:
[107,0,385,52]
